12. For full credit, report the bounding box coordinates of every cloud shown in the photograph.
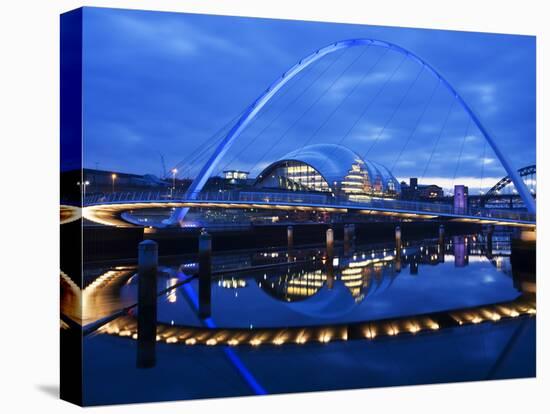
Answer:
[81,8,535,180]
[461,83,499,115]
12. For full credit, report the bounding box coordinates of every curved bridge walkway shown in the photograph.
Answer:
[83,190,536,228]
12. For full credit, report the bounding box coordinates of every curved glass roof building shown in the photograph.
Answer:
[254,144,400,199]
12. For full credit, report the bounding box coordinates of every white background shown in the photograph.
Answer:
[0,0,547,412]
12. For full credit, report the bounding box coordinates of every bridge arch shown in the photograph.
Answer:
[485,164,536,198]
[169,38,536,225]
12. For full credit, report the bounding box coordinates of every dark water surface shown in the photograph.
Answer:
[78,233,535,405]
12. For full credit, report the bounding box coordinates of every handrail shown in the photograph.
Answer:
[83,190,536,223]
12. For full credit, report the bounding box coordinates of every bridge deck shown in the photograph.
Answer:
[80,191,536,228]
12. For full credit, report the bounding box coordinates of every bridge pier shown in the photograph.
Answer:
[486,225,494,259]
[439,224,445,245]
[453,235,469,267]
[137,240,158,369]
[326,227,334,259]
[326,227,335,289]
[395,226,402,256]
[198,229,212,319]
[438,224,445,263]
[287,225,294,251]
[326,259,335,290]
[409,255,418,275]
[511,228,536,282]
[344,224,355,256]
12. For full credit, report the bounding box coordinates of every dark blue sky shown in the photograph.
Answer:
[82,7,535,193]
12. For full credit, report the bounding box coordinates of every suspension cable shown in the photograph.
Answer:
[363,65,425,159]
[420,98,456,182]
[297,45,383,149]
[215,50,344,175]
[451,118,472,190]
[335,54,407,149]
[479,139,488,195]
[247,48,365,175]
[390,79,440,172]
[171,108,247,177]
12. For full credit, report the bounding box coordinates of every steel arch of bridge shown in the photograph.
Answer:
[169,38,536,225]
[485,164,536,198]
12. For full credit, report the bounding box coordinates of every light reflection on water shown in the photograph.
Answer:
[70,232,531,329]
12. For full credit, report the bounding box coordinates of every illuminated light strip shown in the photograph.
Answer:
[99,295,535,348]
[84,200,534,228]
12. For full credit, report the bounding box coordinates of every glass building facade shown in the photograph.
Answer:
[255,144,400,199]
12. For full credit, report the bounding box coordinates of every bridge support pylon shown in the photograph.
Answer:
[137,240,158,369]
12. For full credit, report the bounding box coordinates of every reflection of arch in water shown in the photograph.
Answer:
[258,268,327,302]
[256,258,398,319]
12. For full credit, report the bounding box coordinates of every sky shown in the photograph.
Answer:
[82,7,536,194]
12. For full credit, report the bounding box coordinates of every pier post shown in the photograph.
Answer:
[395,256,402,273]
[438,224,445,263]
[453,235,469,267]
[486,225,494,259]
[410,255,418,275]
[395,226,402,255]
[326,259,335,290]
[344,224,355,256]
[137,240,158,369]
[326,227,334,259]
[199,228,212,319]
[343,225,350,256]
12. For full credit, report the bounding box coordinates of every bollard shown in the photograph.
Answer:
[137,240,158,369]
[287,225,294,251]
[326,227,334,258]
[199,229,212,319]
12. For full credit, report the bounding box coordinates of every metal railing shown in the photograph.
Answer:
[84,190,536,223]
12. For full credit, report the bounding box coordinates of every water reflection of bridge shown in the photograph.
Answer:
[62,234,535,347]
[252,239,511,303]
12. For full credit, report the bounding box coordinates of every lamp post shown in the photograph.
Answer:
[171,168,178,197]
[77,180,90,201]
[111,173,117,193]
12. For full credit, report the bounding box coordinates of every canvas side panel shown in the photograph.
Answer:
[60,7,83,407]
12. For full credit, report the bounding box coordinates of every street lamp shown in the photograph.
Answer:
[111,173,117,193]
[171,168,178,197]
[77,180,90,201]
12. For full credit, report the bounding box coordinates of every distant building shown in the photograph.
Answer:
[453,185,469,213]
[400,178,443,200]
[63,169,179,194]
[223,170,249,182]
[203,171,255,192]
